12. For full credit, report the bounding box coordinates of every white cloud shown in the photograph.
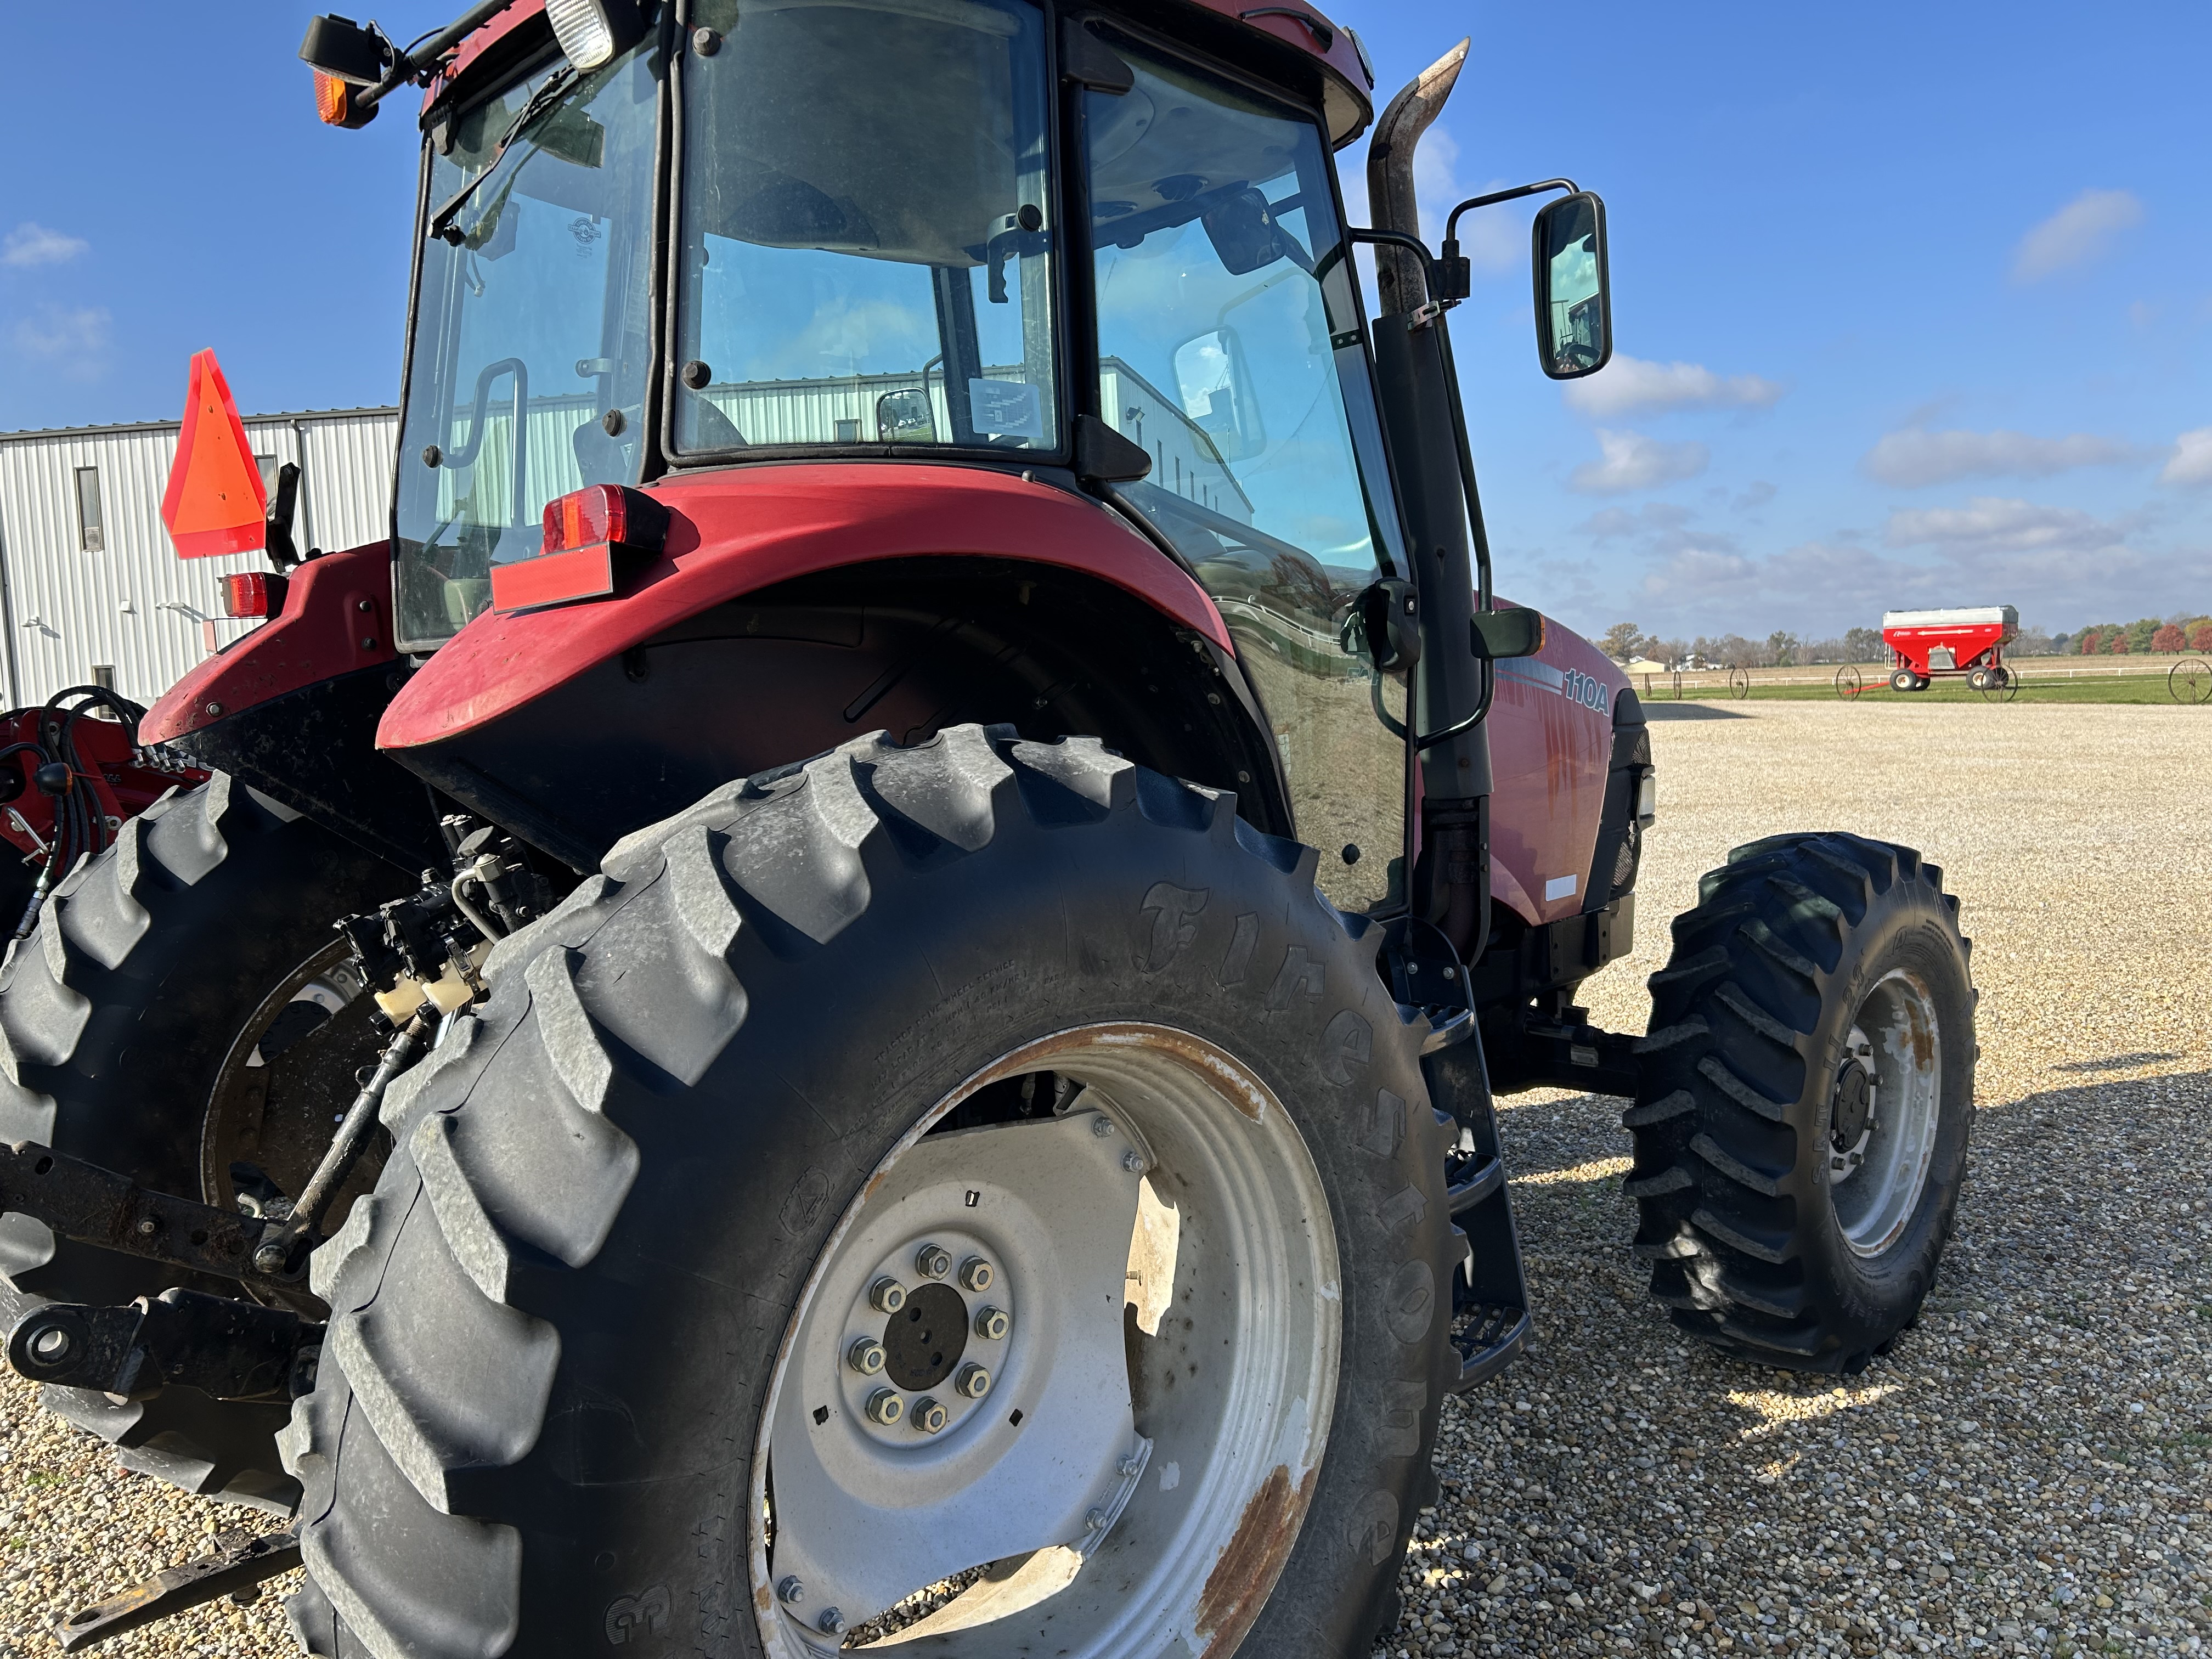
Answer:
[1,223,88,268]
[10,305,111,379]
[1561,355,1784,418]
[1410,130,1517,271]
[2162,428,2212,488]
[2011,189,2142,282]
[1883,496,2126,560]
[1568,428,1708,495]
[1861,427,2135,488]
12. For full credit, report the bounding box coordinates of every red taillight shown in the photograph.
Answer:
[495,486,670,616]
[221,571,289,619]
[540,484,668,555]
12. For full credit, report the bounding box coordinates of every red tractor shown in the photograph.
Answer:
[0,3,1977,1653]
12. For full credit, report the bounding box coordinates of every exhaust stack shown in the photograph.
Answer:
[1365,40,1468,317]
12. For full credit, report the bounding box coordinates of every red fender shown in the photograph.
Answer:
[142,544,397,745]
[377,464,1229,752]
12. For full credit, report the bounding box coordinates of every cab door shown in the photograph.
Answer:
[1073,24,1414,915]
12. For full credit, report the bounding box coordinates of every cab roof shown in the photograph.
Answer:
[427,0,1374,144]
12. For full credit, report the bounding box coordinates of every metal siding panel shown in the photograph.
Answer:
[0,411,398,709]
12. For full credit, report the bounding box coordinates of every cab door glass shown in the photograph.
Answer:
[393,43,660,648]
[1085,40,1407,911]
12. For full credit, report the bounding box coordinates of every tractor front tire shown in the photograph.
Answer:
[0,775,407,1509]
[283,726,1458,1659]
[1624,833,1974,1374]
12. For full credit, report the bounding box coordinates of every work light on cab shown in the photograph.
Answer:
[545,0,651,70]
[488,483,669,616]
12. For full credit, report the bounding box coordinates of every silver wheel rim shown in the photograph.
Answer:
[751,1024,1341,1657]
[1826,969,1942,1257]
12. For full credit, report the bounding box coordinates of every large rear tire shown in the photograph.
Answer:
[1624,833,1974,1374]
[0,775,408,1509]
[282,726,1459,1658]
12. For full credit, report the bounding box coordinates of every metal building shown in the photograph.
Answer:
[0,364,1237,715]
[0,407,398,712]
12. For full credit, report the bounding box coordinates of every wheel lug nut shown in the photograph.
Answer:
[955,1363,991,1399]
[1091,1116,1115,1137]
[868,1277,906,1313]
[817,1608,844,1636]
[1121,1150,1147,1175]
[777,1576,805,1605]
[865,1389,904,1426]
[974,1306,1010,1341]
[911,1396,949,1434]
[915,1243,952,1279]
[847,1338,886,1376]
[957,1256,993,1293]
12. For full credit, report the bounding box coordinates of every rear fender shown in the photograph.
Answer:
[377,465,1229,751]
[376,466,1272,868]
[143,543,397,746]
[139,545,433,870]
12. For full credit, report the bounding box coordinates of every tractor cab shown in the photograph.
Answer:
[292,0,1612,922]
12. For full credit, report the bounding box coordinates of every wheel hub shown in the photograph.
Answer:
[881,1281,972,1393]
[752,1025,1341,1658]
[1829,1043,1875,1174]
[1828,974,1943,1257]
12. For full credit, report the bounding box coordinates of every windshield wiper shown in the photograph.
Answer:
[426,66,580,244]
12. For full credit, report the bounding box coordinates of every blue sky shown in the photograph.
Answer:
[3,2,2207,641]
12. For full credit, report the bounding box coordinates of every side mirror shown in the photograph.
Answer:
[1171,328,1265,461]
[1470,607,1545,661]
[876,388,935,443]
[1532,192,1611,380]
[1201,187,1289,276]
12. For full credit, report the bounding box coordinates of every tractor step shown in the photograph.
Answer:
[1449,1300,1531,1393]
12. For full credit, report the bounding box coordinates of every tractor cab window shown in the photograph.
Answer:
[673,0,1057,456]
[393,38,659,650]
[1084,37,1408,911]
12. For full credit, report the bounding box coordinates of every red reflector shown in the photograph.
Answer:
[540,484,669,555]
[490,544,618,614]
[221,571,287,619]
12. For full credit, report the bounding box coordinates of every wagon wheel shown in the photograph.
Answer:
[1728,665,1752,699]
[2169,658,2212,704]
[1833,665,1863,699]
[1978,666,2021,703]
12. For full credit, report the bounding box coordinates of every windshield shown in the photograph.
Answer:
[393,38,659,650]
[673,0,1056,454]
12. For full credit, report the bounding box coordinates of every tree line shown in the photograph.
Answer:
[1596,614,2211,670]
[2071,617,2212,654]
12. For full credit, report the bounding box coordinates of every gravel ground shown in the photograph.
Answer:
[1385,702,2212,1659]
[0,702,2205,1657]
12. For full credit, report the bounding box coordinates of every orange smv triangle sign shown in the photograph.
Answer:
[161,349,267,559]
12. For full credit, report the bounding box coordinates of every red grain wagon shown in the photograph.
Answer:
[1881,606,2019,691]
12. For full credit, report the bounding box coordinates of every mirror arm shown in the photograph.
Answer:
[1441,178,1579,247]
[1432,179,1578,303]
[352,0,521,116]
